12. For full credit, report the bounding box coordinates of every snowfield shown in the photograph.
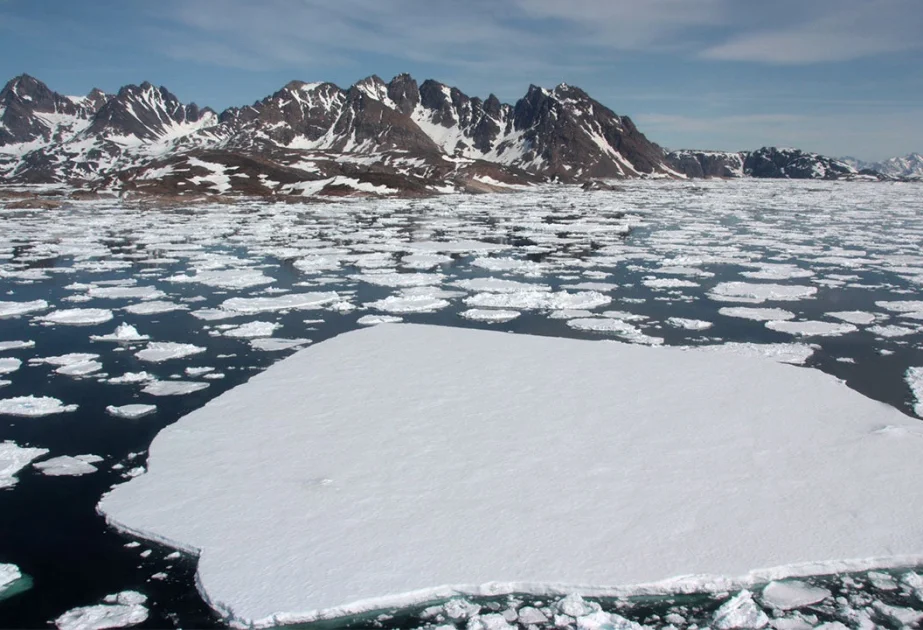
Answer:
[99,324,923,627]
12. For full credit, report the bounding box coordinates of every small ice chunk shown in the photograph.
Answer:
[91,324,150,343]
[224,321,280,339]
[54,591,148,630]
[761,581,831,610]
[357,315,403,326]
[185,367,214,377]
[141,381,209,396]
[0,299,48,318]
[720,307,796,322]
[40,308,113,326]
[0,358,21,375]
[713,590,769,629]
[106,405,157,419]
[765,320,857,337]
[1,440,49,488]
[0,396,77,417]
[460,309,520,323]
[136,342,206,363]
[666,317,712,330]
[33,455,102,477]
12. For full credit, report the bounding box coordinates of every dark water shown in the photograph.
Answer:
[1,182,922,628]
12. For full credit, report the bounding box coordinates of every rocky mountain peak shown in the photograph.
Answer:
[386,73,420,115]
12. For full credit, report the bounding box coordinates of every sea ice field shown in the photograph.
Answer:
[1,179,923,629]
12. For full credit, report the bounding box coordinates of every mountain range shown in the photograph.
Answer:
[0,73,918,200]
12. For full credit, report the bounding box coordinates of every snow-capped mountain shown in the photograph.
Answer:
[0,73,677,196]
[842,153,923,179]
[667,147,878,181]
[0,73,908,198]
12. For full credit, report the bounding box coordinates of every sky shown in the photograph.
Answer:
[0,0,920,161]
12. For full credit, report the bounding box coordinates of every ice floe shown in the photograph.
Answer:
[765,320,858,337]
[0,396,77,417]
[249,338,311,352]
[99,324,923,627]
[90,323,150,343]
[33,454,103,477]
[0,358,21,375]
[567,317,663,345]
[106,404,157,419]
[366,295,450,314]
[761,580,831,611]
[0,340,35,351]
[0,563,22,595]
[87,286,165,300]
[135,342,206,363]
[54,591,148,630]
[357,315,404,326]
[666,317,712,330]
[221,292,339,313]
[720,307,796,322]
[1,441,49,488]
[123,300,188,315]
[709,283,817,304]
[826,311,878,325]
[31,353,102,377]
[141,381,209,396]
[39,308,113,325]
[0,299,48,318]
[223,321,280,339]
[460,309,521,323]
[465,290,609,311]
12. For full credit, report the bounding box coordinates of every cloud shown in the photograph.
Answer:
[151,0,922,75]
[701,1,923,64]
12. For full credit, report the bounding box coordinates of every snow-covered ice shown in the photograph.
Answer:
[221,292,339,313]
[249,338,311,352]
[720,307,796,322]
[0,563,22,594]
[39,308,113,325]
[106,405,158,420]
[906,367,923,417]
[0,358,21,375]
[826,311,878,325]
[666,317,712,330]
[123,301,188,315]
[99,324,923,627]
[223,321,279,339]
[33,454,103,477]
[0,340,35,351]
[709,283,817,304]
[357,315,404,326]
[141,381,209,396]
[712,590,769,629]
[0,396,77,417]
[761,580,830,611]
[365,295,450,314]
[135,342,206,363]
[0,299,48,318]
[460,309,521,323]
[765,320,858,337]
[54,591,148,630]
[1,441,49,489]
[91,323,150,343]
[465,290,610,311]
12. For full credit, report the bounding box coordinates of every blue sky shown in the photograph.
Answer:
[1,0,920,161]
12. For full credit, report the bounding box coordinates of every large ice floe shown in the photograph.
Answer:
[99,324,923,628]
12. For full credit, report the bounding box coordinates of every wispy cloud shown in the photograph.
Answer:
[152,0,923,73]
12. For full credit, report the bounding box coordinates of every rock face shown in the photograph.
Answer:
[666,150,745,178]
[0,73,675,197]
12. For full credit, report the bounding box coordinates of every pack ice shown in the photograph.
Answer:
[98,324,923,628]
